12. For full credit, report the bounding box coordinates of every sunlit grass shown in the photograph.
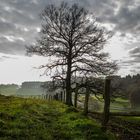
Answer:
[120,116,140,123]
[0,95,115,140]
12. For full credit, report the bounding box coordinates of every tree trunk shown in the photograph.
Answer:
[66,70,72,105]
[84,89,90,115]
[65,47,72,106]
[102,78,111,131]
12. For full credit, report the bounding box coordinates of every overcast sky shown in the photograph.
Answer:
[0,0,140,84]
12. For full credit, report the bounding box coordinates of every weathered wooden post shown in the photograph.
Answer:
[60,91,63,102]
[74,91,78,108]
[54,94,58,100]
[62,92,64,102]
[63,90,66,102]
[53,94,55,100]
[74,83,78,108]
[49,95,51,101]
[46,94,48,100]
[83,88,90,115]
[62,81,66,103]
[102,77,111,131]
[51,95,53,100]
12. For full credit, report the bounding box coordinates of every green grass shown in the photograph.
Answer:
[77,95,131,112]
[119,116,140,123]
[0,95,115,140]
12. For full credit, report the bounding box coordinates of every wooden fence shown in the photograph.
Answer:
[30,77,140,131]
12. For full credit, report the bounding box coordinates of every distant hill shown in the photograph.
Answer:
[0,84,19,96]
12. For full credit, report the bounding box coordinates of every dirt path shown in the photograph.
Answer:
[88,113,140,140]
[108,117,140,140]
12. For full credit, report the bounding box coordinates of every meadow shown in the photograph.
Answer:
[0,95,115,140]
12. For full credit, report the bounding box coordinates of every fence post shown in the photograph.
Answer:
[83,89,90,115]
[102,77,111,131]
[63,90,66,103]
[49,95,51,101]
[74,83,78,108]
[60,91,63,101]
[46,94,48,100]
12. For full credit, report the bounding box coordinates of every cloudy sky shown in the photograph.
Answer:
[0,0,140,84]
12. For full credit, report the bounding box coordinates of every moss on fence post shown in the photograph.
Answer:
[83,88,90,115]
[74,83,78,108]
[60,91,63,101]
[63,91,66,103]
[102,77,111,131]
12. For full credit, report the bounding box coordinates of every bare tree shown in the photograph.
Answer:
[27,2,117,106]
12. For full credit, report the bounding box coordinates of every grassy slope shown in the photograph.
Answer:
[0,95,115,140]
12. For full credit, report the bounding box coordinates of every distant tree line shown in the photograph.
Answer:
[110,74,140,97]
[110,74,140,108]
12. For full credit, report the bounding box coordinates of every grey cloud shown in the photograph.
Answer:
[125,58,140,64]
[114,6,140,33]
[0,0,44,55]
[129,47,140,55]
[73,0,140,35]
[0,36,26,54]
[78,0,140,34]
[0,0,140,56]
[0,54,18,62]
[0,21,16,34]
[0,43,25,55]
[120,62,134,67]
[0,0,62,55]
[128,45,140,69]
[1,55,17,60]
[130,69,137,74]
[130,54,140,59]
[130,67,140,74]
[134,66,140,69]
[119,55,140,71]
[0,0,140,76]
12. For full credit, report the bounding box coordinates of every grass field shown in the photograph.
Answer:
[0,95,115,140]
[77,94,132,112]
